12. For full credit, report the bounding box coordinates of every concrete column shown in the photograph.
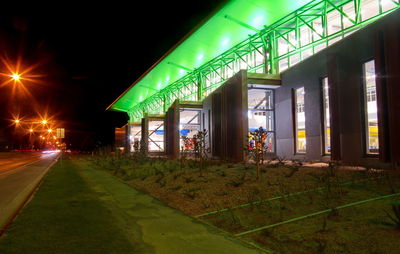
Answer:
[383,23,400,167]
[327,54,342,161]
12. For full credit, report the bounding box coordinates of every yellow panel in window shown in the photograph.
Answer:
[369,126,379,136]
[298,130,306,138]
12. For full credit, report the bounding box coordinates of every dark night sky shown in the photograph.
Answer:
[0,1,224,149]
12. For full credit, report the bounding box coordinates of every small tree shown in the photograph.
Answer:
[193,129,209,175]
[246,127,270,180]
[133,140,140,152]
[180,135,191,171]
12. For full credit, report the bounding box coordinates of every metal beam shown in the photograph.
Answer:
[224,15,260,33]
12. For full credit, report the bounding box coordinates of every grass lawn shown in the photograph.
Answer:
[0,155,136,254]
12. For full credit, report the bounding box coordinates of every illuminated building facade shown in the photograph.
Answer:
[109,0,400,167]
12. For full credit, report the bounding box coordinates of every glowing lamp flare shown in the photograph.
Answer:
[48,129,53,133]
[10,73,21,81]
[41,120,48,124]
[14,119,20,124]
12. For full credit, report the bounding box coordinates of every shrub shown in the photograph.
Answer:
[245,127,271,180]
[193,129,210,175]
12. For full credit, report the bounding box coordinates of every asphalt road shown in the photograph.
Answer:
[0,152,59,231]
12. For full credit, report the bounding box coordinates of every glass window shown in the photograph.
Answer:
[180,109,201,152]
[130,125,142,152]
[302,48,313,60]
[278,37,288,56]
[240,58,248,70]
[290,53,300,67]
[343,1,356,29]
[361,0,380,21]
[322,78,331,154]
[279,58,289,72]
[148,120,164,152]
[381,0,399,12]
[225,62,234,78]
[328,36,342,46]
[312,17,323,40]
[255,47,265,67]
[327,10,342,36]
[294,87,306,153]
[300,25,312,46]
[363,60,379,154]
[288,31,297,50]
[314,42,326,54]
[248,88,275,153]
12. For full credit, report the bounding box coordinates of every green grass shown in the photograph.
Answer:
[0,156,136,254]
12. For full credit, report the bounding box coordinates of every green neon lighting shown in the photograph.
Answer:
[110,0,310,112]
[110,0,400,124]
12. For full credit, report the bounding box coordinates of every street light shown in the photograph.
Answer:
[10,73,21,81]
[48,129,52,133]
[14,119,20,124]
[41,120,48,125]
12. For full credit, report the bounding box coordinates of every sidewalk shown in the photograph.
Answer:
[76,159,263,254]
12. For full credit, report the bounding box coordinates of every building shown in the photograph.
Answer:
[108,0,400,168]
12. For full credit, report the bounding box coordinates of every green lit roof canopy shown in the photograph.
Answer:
[108,0,310,112]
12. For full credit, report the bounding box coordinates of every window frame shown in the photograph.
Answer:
[292,87,307,154]
[320,77,331,156]
[247,87,277,154]
[361,59,379,157]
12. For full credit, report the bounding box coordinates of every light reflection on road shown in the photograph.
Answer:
[0,152,59,177]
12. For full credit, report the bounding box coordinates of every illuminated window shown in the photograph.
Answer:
[312,18,323,40]
[302,48,313,60]
[327,9,342,36]
[279,58,289,72]
[254,47,265,67]
[343,1,356,29]
[148,120,164,152]
[288,31,297,51]
[381,0,400,12]
[322,78,331,154]
[290,53,300,67]
[130,125,142,152]
[278,37,288,56]
[314,42,326,54]
[294,87,306,153]
[179,109,201,152]
[363,60,379,154]
[248,88,275,153]
[361,0,379,21]
[300,26,312,46]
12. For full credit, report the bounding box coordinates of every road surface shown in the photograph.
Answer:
[0,152,59,231]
